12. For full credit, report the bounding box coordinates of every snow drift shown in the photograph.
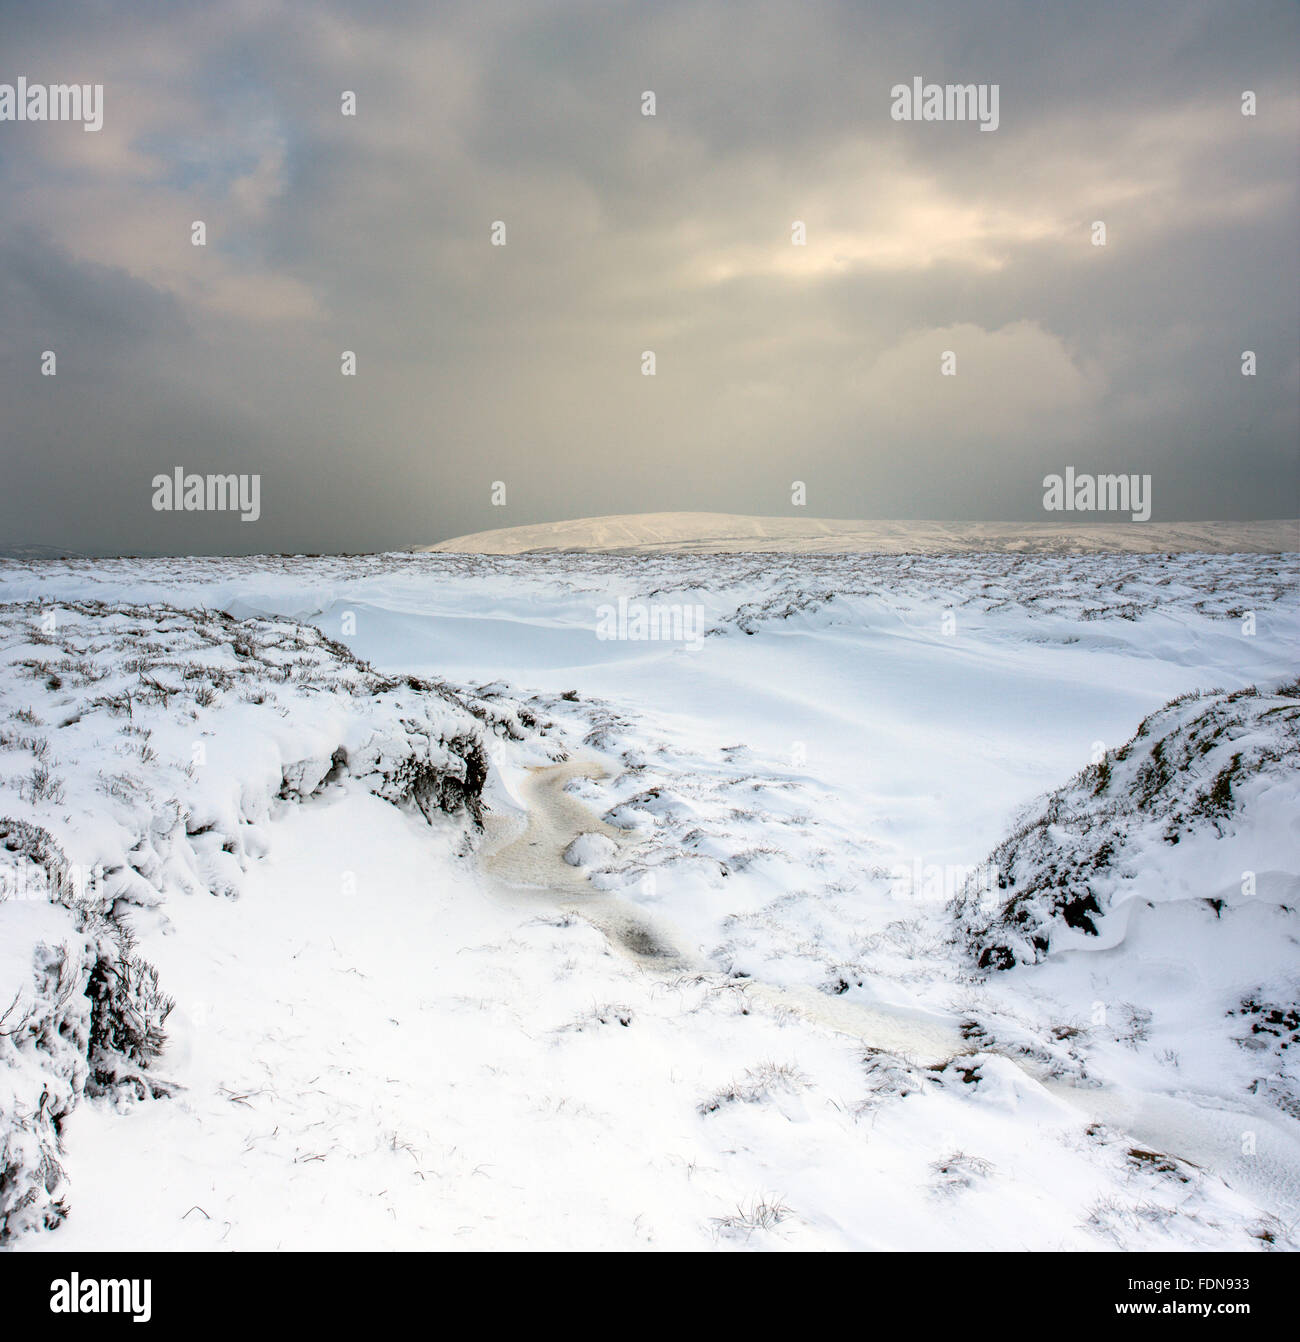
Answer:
[954,679,1300,970]
[954,678,1300,1119]
[0,599,492,1241]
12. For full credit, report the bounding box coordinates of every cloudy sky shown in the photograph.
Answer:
[1,0,1296,555]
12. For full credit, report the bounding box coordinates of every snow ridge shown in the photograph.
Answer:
[955,678,1300,971]
[0,599,493,1241]
[953,678,1300,1121]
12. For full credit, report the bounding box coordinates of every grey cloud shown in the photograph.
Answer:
[0,0,1295,555]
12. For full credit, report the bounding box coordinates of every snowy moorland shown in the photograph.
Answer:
[0,549,1296,1251]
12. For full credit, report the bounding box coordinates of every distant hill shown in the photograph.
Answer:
[0,543,87,560]
[420,512,1299,556]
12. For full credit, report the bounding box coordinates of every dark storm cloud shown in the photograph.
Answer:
[0,0,1295,554]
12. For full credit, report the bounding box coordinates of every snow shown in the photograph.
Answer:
[0,549,1297,1250]
[563,832,619,869]
[0,598,488,1240]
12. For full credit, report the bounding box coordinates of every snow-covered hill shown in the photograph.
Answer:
[419,511,1299,555]
[0,545,87,562]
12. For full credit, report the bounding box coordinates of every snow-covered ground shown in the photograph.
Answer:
[0,550,1296,1250]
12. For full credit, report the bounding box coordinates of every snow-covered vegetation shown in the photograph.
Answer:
[0,551,1296,1250]
[0,599,490,1241]
[956,681,1300,973]
[953,678,1300,1161]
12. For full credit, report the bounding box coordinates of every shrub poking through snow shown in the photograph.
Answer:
[929,1151,994,1194]
[710,1194,794,1238]
[0,821,174,1241]
[698,1061,809,1114]
[84,922,175,1101]
[952,679,1300,970]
